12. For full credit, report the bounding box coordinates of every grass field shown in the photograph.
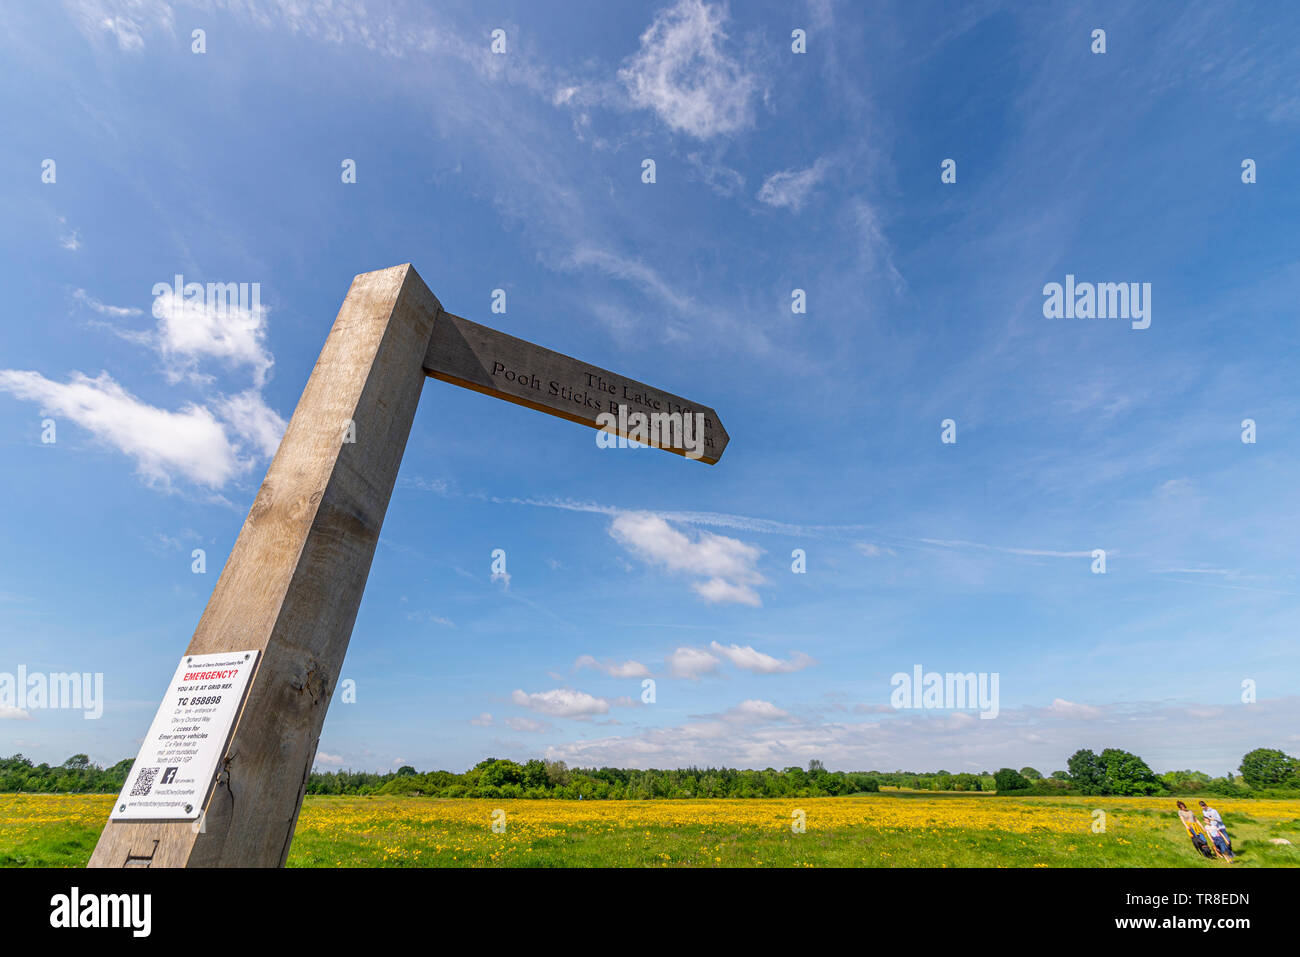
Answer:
[2,792,1298,867]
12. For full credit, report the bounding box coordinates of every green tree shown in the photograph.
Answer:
[1159,769,1210,793]
[478,759,524,788]
[521,759,549,791]
[1067,749,1104,794]
[1019,766,1042,780]
[1239,748,1297,789]
[994,768,1030,792]
[1099,748,1161,795]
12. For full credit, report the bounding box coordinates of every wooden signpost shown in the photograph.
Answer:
[89,263,728,868]
[425,310,729,463]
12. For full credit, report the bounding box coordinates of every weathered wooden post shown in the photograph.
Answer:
[90,263,728,867]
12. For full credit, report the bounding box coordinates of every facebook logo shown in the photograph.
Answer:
[161,767,179,784]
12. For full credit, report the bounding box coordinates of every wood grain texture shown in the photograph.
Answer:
[424,310,729,463]
[89,264,441,868]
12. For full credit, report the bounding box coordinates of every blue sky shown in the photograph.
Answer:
[2,0,1298,776]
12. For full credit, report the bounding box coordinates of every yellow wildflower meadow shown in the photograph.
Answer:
[3,793,1297,868]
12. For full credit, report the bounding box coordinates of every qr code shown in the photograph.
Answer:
[130,767,159,796]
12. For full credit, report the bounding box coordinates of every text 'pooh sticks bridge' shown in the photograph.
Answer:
[89,263,729,868]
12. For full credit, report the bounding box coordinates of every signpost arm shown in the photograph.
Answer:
[89,263,441,867]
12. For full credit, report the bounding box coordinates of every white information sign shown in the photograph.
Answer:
[110,650,259,820]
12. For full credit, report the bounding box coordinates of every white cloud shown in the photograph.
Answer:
[3,281,284,491]
[511,687,610,717]
[1046,698,1103,719]
[0,370,245,488]
[149,287,273,387]
[215,389,286,459]
[543,696,1300,772]
[692,578,760,606]
[314,751,345,766]
[666,646,721,680]
[610,512,765,606]
[725,699,790,722]
[618,0,757,139]
[756,159,831,212]
[573,655,652,679]
[0,706,33,720]
[709,641,815,674]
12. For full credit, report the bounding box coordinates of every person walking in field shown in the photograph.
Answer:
[1199,799,1227,834]
[1176,801,1215,859]
[1199,800,1235,861]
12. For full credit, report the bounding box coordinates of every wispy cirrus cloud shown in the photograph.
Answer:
[918,538,1096,559]
[73,289,141,318]
[57,217,81,251]
[618,0,758,139]
[563,246,695,314]
[505,716,550,733]
[63,0,173,51]
[855,542,897,557]
[756,158,831,212]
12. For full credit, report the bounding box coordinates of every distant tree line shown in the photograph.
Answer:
[308,758,883,799]
[984,747,1300,798]
[4,747,1298,799]
[0,754,134,793]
